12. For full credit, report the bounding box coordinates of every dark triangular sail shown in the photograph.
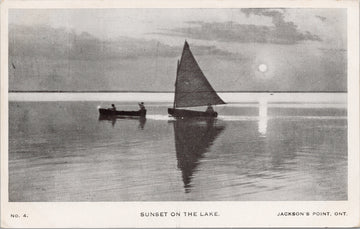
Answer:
[174,41,226,108]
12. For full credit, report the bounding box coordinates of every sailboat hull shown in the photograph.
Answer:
[168,108,218,118]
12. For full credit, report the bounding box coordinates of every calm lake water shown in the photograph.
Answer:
[9,93,347,201]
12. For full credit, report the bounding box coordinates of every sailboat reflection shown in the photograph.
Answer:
[98,115,146,129]
[258,98,268,136]
[172,118,225,193]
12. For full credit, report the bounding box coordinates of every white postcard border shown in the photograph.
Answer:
[1,0,359,228]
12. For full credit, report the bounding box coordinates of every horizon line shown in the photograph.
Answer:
[8,90,348,93]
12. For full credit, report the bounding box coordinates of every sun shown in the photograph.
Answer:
[258,64,268,73]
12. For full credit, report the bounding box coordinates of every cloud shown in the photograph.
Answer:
[318,47,346,53]
[9,24,244,91]
[158,9,321,45]
[316,15,327,22]
[241,9,322,43]
[9,24,238,61]
[186,44,244,60]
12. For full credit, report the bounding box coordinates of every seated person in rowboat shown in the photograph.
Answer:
[139,102,145,110]
[206,103,214,113]
[110,104,116,111]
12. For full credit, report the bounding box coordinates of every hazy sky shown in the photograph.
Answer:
[9,8,347,91]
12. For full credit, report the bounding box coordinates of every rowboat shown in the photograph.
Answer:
[98,108,146,117]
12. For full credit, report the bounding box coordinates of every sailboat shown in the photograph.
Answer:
[168,41,226,118]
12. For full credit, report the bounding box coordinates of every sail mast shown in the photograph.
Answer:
[173,59,180,108]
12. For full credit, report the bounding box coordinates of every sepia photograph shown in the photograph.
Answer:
[1,0,359,228]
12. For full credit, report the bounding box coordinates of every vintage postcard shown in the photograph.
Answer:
[1,0,359,227]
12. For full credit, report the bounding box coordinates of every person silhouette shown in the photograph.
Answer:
[205,103,214,113]
[138,102,145,110]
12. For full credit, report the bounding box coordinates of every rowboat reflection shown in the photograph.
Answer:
[98,115,146,129]
[171,118,225,193]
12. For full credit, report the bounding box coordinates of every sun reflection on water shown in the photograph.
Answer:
[258,98,268,136]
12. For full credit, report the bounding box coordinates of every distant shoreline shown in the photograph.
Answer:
[9,91,347,103]
[9,90,348,93]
